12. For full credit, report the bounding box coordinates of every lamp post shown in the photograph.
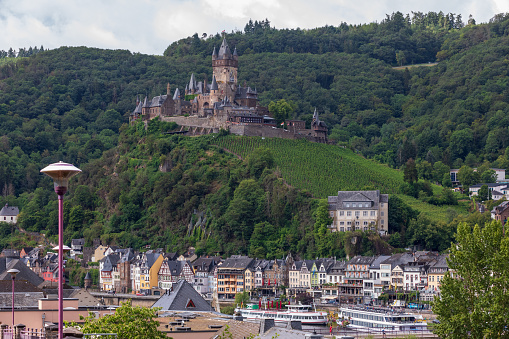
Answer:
[41,161,81,339]
[7,268,19,327]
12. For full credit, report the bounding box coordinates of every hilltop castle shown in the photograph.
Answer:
[131,38,328,143]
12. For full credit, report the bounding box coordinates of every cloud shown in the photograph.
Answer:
[0,0,505,55]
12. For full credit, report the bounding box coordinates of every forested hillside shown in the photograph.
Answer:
[0,11,508,257]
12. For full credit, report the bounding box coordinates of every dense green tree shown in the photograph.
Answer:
[457,165,480,192]
[268,99,295,125]
[313,199,332,257]
[481,169,497,183]
[433,221,509,338]
[70,300,167,339]
[234,291,250,306]
[477,184,490,201]
[247,147,274,178]
[403,158,418,184]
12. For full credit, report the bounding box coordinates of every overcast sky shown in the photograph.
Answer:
[1,0,508,56]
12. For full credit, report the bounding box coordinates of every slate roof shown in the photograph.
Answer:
[236,86,258,99]
[217,38,232,60]
[220,255,254,270]
[0,204,19,216]
[311,108,327,128]
[0,258,44,287]
[369,255,391,269]
[71,239,84,247]
[151,279,213,311]
[328,190,389,210]
[173,88,180,100]
[210,76,218,91]
[492,200,509,214]
[380,252,415,270]
[101,253,120,272]
[192,257,219,274]
[347,256,376,266]
[431,255,449,269]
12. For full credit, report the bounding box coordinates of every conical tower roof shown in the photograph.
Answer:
[173,88,180,100]
[210,75,218,91]
[212,46,217,57]
[217,38,232,59]
[188,73,196,91]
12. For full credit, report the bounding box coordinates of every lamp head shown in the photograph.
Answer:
[7,269,20,278]
[40,161,81,195]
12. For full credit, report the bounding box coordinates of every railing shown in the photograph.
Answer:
[20,329,45,339]
[3,328,14,339]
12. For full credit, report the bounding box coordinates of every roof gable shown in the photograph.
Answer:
[152,280,212,311]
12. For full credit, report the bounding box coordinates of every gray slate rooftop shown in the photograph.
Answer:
[151,279,213,312]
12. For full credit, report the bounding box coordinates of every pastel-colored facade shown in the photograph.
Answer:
[191,257,219,296]
[328,190,389,235]
[93,245,108,263]
[428,255,449,291]
[326,260,345,285]
[217,255,253,300]
[99,253,120,291]
[339,256,375,302]
[403,264,421,291]
[391,265,405,290]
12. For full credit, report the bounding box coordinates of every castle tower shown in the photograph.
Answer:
[311,108,328,143]
[210,75,219,102]
[84,272,92,289]
[167,83,171,96]
[212,39,238,102]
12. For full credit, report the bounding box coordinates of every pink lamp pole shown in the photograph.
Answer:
[41,162,81,339]
[7,269,19,328]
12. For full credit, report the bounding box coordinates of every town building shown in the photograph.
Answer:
[217,255,254,300]
[428,255,449,292]
[339,256,375,304]
[0,204,19,223]
[328,190,389,234]
[491,201,509,225]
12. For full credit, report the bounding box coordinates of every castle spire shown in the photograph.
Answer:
[167,83,171,96]
[212,46,217,57]
[211,75,218,91]
[313,108,319,122]
[173,88,180,100]
[217,38,231,59]
[188,73,196,93]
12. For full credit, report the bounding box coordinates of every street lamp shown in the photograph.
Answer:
[41,161,81,339]
[7,269,19,327]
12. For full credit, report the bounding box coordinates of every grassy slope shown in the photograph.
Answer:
[213,135,468,222]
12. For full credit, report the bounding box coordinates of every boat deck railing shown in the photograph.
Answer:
[341,305,410,316]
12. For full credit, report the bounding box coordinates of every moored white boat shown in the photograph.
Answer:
[337,306,428,332]
[235,303,328,325]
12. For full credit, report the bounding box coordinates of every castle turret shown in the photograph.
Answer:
[311,108,328,143]
[167,83,171,96]
[212,46,217,61]
[173,88,180,100]
[188,73,196,94]
[84,272,92,289]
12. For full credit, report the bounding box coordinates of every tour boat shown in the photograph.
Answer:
[235,303,328,325]
[337,306,428,332]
